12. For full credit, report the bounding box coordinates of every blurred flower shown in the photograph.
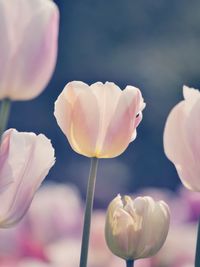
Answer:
[105,195,170,260]
[54,81,145,158]
[0,0,59,100]
[0,128,55,228]
[0,184,196,267]
[156,223,196,267]
[164,85,200,191]
[26,183,83,244]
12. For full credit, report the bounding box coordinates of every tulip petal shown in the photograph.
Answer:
[0,129,55,227]
[0,0,59,100]
[178,98,200,191]
[0,130,14,191]
[185,99,200,161]
[90,82,121,154]
[112,209,135,258]
[100,86,142,158]
[54,81,100,157]
[164,86,200,191]
[54,81,89,140]
[183,85,200,104]
[0,1,11,98]
[135,198,170,259]
[70,90,100,157]
[163,101,191,164]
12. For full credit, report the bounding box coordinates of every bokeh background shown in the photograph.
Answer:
[8,0,200,207]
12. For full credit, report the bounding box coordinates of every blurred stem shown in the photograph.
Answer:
[79,157,99,267]
[195,218,200,266]
[0,99,11,139]
[126,260,134,267]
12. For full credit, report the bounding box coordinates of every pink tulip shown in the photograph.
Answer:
[164,86,200,191]
[0,129,55,228]
[54,81,145,158]
[0,0,59,100]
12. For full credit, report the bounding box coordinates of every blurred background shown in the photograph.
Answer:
[8,0,200,207]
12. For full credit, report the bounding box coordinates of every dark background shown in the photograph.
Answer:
[8,0,200,207]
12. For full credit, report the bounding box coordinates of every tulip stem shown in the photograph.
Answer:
[195,218,200,266]
[126,260,134,267]
[79,157,99,267]
[0,99,11,139]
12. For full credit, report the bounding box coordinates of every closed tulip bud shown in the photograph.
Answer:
[0,0,59,100]
[105,195,170,261]
[0,129,55,227]
[54,81,145,158]
[164,86,200,191]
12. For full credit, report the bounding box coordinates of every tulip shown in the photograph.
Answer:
[0,128,55,227]
[105,195,170,261]
[54,81,145,158]
[163,85,200,191]
[0,0,59,100]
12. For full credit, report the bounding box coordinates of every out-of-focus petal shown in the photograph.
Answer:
[164,86,200,191]
[0,129,55,228]
[163,102,190,164]
[0,130,14,191]
[185,99,200,161]
[27,183,83,244]
[0,0,59,100]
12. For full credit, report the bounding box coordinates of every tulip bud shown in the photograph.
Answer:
[54,81,145,158]
[0,128,55,227]
[164,85,200,191]
[0,0,59,100]
[105,195,170,260]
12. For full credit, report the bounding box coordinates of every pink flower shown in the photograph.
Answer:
[164,86,200,191]
[155,223,196,267]
[54,81,145,158]
[0,129,55,227]
[26,183,83,244]
[0,0,59,100]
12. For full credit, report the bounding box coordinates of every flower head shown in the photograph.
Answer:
[54,81,145,158]
[0,129,55,227]
[0,0,59,100]
[163,85,200,191]
[105,194,170,260]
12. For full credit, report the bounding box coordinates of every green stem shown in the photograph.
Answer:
[0,99,11,139]
[126,260,134,267]
[79,157,99,267]
[195,218,200,267]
